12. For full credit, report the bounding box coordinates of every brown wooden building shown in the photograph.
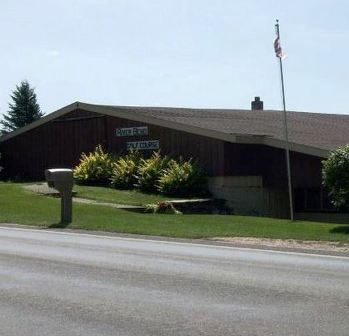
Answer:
[1,101,349,218]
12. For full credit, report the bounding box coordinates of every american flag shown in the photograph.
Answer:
[274,36,287,59]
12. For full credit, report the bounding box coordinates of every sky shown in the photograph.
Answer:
[0,0,348,117]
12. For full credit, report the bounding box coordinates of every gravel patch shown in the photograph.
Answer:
[211,237,349,253]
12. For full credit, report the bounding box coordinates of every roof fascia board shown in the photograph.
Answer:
[82,103,329,157]
[0,101,330,158]
[235,135,268,144]
[78,103,239,143]
[264,137,328,158]
[0,102,78,143]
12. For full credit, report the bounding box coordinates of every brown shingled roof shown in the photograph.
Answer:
[113,106,349,151]
[1,102,349,158]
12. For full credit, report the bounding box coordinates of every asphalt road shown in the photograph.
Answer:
[0,226,348,336]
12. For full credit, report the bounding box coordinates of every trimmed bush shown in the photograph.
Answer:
[322,144,349,209]
[110,151,141,189]
[73,147,209,197]
[157,158,208,197]
[73,145,115,185]
[135,151,171,192]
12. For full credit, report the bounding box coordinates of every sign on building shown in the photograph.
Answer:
[127,140,160,151]
[116,126,148,137]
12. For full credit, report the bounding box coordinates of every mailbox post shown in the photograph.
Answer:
[45,169,74,223]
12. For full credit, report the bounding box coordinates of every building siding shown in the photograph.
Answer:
[0,107,332,214]
[0,109,225,179]
[223,143,322,189]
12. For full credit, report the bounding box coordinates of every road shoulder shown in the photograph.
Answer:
[1,223,349,258]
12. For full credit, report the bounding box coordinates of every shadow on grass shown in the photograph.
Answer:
[295,214,349,225]
[48,222,70,229]
[330,226,349,234]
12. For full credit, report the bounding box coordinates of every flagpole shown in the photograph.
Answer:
[275,19,294,221]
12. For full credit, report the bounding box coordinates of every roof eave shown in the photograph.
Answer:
[0,102,79,143]
[0,101,330,158]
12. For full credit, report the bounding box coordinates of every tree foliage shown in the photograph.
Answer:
[322,145,349,209]
[1,80,43,133]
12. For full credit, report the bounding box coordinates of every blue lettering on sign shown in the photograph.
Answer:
[126,140,160,150]
[116,126,148,137]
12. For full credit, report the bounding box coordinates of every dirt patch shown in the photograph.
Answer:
[211,237,349,253]
[24,184,144,210]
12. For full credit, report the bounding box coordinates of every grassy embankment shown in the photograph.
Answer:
[0,182,348,242]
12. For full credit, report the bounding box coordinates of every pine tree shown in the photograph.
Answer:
[1,80,43,133]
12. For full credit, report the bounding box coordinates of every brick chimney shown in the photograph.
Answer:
[251,97,263,110]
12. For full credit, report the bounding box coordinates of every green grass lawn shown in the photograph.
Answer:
[0,182,348,242]
[73,184,186,205]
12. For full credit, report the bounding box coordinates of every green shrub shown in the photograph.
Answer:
[322,144,349,209]
[73,145,115,185]
[110,151,141,189]
[157,158,208,197]
[135,151,171,192]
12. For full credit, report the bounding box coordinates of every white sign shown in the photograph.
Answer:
[116,126,148,137]
[127,140,160,151]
